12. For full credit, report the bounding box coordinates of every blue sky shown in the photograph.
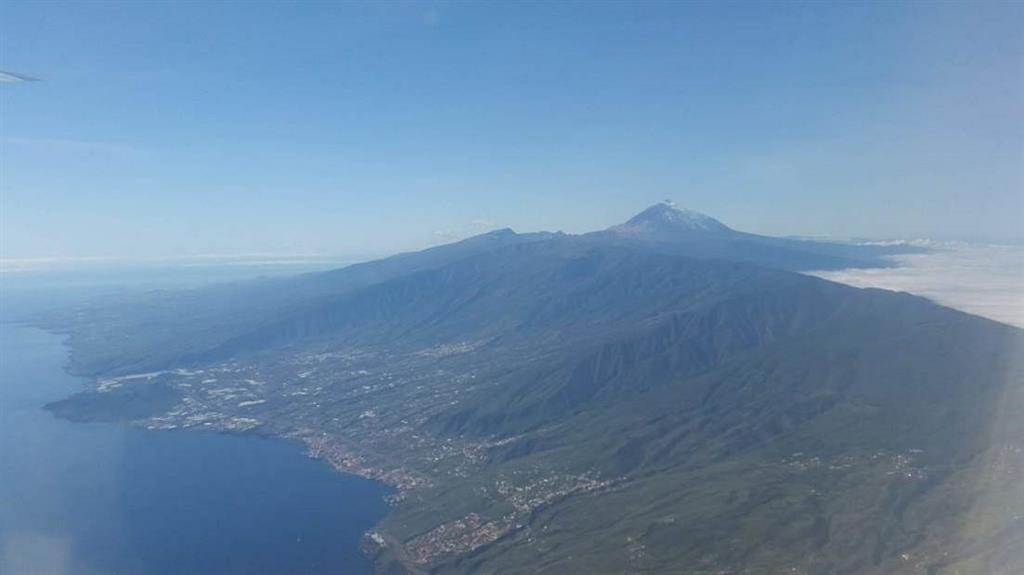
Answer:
[1,1,1021,261]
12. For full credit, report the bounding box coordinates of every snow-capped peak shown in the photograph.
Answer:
[613,202,732,235]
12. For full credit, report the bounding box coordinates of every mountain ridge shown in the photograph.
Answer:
[29,204,1020,574]
[32,204,926,378]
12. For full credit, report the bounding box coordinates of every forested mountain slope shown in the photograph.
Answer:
[36,206,1020,574]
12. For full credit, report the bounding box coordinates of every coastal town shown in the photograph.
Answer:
[78,340,622,566]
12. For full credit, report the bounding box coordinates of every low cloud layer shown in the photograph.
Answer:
[812,244,1024,328]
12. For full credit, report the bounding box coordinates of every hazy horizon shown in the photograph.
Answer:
[1,202,1022,270]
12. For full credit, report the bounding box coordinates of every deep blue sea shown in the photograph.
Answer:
[0,324,390,575]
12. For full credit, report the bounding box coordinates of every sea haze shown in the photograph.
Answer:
[0,324,390,575]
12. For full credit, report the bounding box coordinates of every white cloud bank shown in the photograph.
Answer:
[811,243,1024,328]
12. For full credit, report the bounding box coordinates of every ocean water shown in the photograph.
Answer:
[0,325,390,575]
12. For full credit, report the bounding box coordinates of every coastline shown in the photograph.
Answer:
[23,323,402,575]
